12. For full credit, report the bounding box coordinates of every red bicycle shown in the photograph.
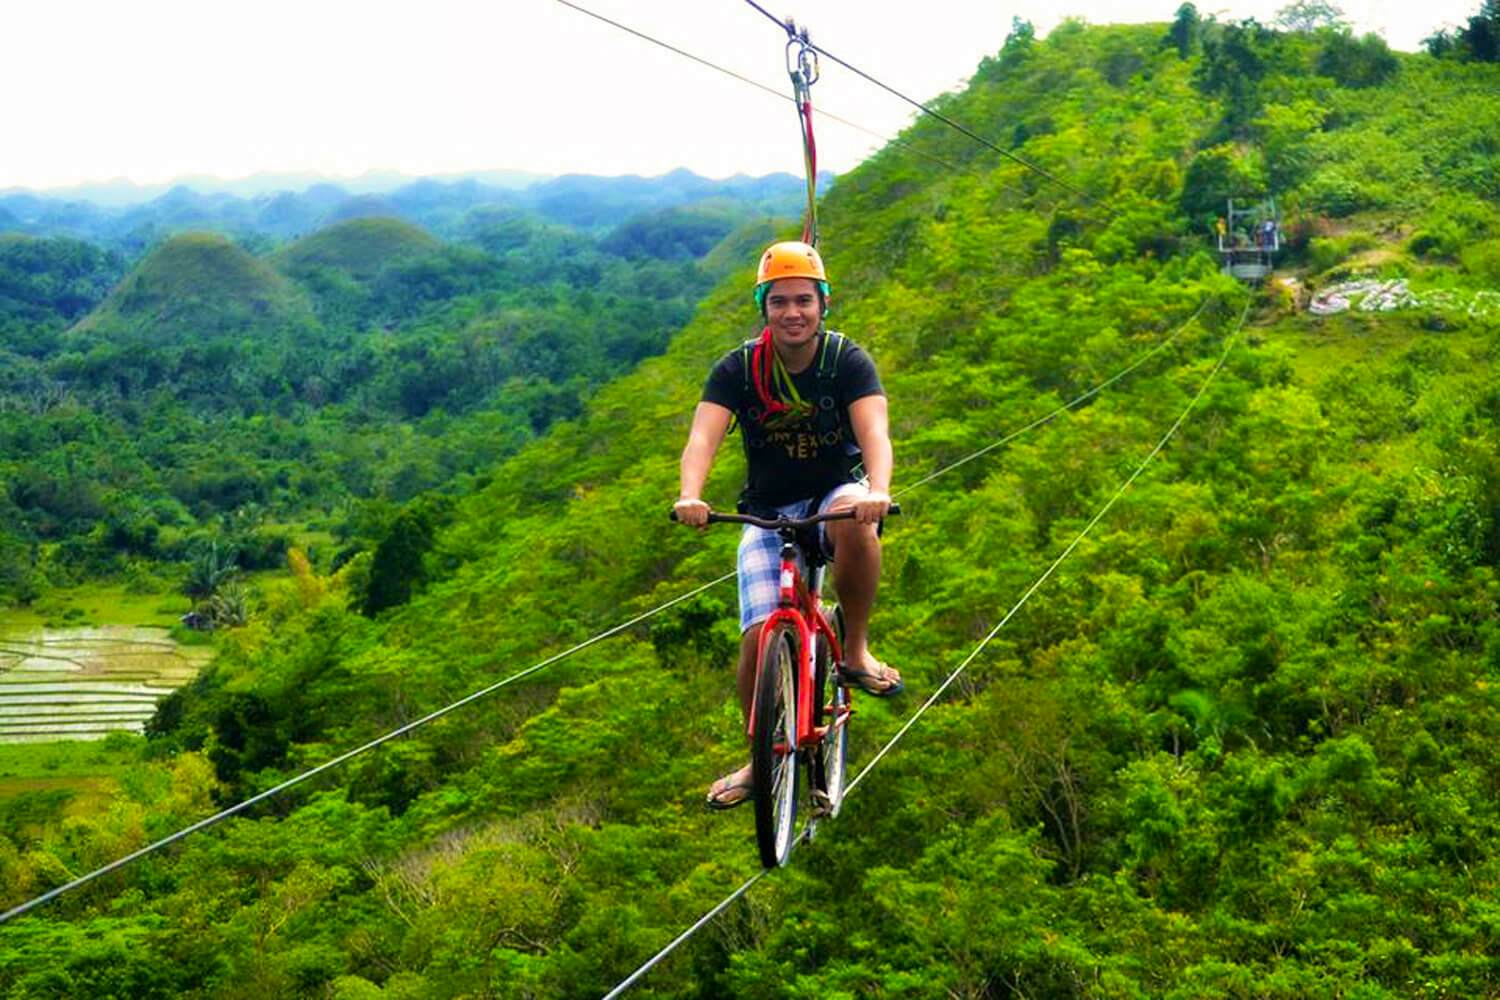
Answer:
[675,504,898,868]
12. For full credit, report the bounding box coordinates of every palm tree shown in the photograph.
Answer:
[184,540,238,602]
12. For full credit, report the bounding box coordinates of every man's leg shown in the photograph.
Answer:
[709,520,780,807]
[825,496,901,691]
[736,623,760,721]
[707,624,759,805]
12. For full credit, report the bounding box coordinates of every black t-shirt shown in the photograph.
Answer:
[702,331,884,509]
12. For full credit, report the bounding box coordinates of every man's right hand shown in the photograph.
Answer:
[674,497,711,527]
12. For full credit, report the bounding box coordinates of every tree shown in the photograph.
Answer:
[1430,1,1500,60]
[1464,0,1500,60]
[1180,145,1267,222]
[1317,31,1400,87]
[1195,19,1277,133]
[360,496,451,616]
[1275,0,1348,32]
[1166,3,1201,57]
[183,539,238,602]
[1424,27,1459,57]
[1003,16,1036,57]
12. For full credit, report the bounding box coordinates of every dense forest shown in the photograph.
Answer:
[0,174,797,619]
[3,5,1500,998]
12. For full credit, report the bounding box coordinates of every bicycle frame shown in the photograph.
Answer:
[751,538,847,751]
[667,502,898,763]
[670,502,896,861]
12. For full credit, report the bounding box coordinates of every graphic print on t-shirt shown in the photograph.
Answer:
[702,331,884,509]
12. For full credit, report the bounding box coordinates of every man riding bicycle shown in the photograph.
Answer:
[674,240,903,810]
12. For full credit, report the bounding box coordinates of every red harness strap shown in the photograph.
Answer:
[750,327,788,422]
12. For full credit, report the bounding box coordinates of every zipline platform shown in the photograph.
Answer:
[1218,196,1280,283]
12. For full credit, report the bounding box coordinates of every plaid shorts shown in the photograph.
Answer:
[737,482,868,632]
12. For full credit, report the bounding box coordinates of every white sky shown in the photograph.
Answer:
[3,0,1480,191]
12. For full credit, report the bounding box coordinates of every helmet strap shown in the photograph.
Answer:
[756,279,830,318]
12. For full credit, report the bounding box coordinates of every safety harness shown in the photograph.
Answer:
[742,328,851,437]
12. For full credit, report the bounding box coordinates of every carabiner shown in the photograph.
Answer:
[784,21,819,91]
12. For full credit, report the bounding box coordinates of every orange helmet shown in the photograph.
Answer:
[754,241,830,314]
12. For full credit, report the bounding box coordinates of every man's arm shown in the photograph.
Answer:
[675,401,734,526]
[849,394,893,525]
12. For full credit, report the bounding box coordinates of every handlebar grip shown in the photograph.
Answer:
[671,501,901,525]
[669,506,719,523]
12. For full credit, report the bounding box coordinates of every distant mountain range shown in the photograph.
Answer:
[0,168,829,249]
[0,169,546,207]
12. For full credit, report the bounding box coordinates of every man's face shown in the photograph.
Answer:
[764,277,822,352]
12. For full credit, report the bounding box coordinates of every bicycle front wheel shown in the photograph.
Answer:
[752,621,800,868]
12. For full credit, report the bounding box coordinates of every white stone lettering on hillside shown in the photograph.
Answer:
[1309,279,1499,319]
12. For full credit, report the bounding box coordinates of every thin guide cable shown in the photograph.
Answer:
[895,296,1212,498]
[0,571,735,926]
[850,298,1250,795]
[600,296,1251,999]
[1,295,1212,924]
[599,869,771,1000]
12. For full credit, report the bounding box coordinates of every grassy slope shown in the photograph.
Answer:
[0,584,191,631]
[308,27,1500,994]
[70,231,313,340]
[4,21,1500,1000]
[272,217,440,281]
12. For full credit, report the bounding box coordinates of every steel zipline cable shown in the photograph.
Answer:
[599,297,1252,1000]
[551,0,965,174]
[1,5,1221,927]
[845,303,1249,795]
[741,0,1097,206]
[0,296,1213,926]
[0,4,1223,923]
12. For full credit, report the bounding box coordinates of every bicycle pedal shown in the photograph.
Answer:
[809,789,833,818]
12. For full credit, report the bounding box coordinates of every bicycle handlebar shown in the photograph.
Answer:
[669,503,900,529]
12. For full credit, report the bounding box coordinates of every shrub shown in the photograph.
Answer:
[1301,168,1388,217]
[1409,226,1464,259]
[1461,239,1500,282]
[1307,233,1378,273]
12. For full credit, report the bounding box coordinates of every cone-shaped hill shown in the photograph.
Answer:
[321,194,403,227]
[13,16,1500,998]
[71,231,312,341]
[273,216,440,282]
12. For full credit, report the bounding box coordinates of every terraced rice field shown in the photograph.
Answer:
[0,627,214,743]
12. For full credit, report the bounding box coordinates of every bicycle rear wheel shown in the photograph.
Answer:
[811,604,849,818]
[752,622,800,868]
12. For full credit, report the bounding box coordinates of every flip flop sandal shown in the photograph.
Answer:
[839,661,905,697]
[706,774,754,810]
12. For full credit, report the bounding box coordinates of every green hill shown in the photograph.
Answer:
[0,209,718,587]
[0,233,123,330]
[273,216,441,281]
[3,15,1500,1000]
[71,231,312,341]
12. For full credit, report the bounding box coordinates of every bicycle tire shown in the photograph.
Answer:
[752,622,800,868]
[811,605,849,818]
